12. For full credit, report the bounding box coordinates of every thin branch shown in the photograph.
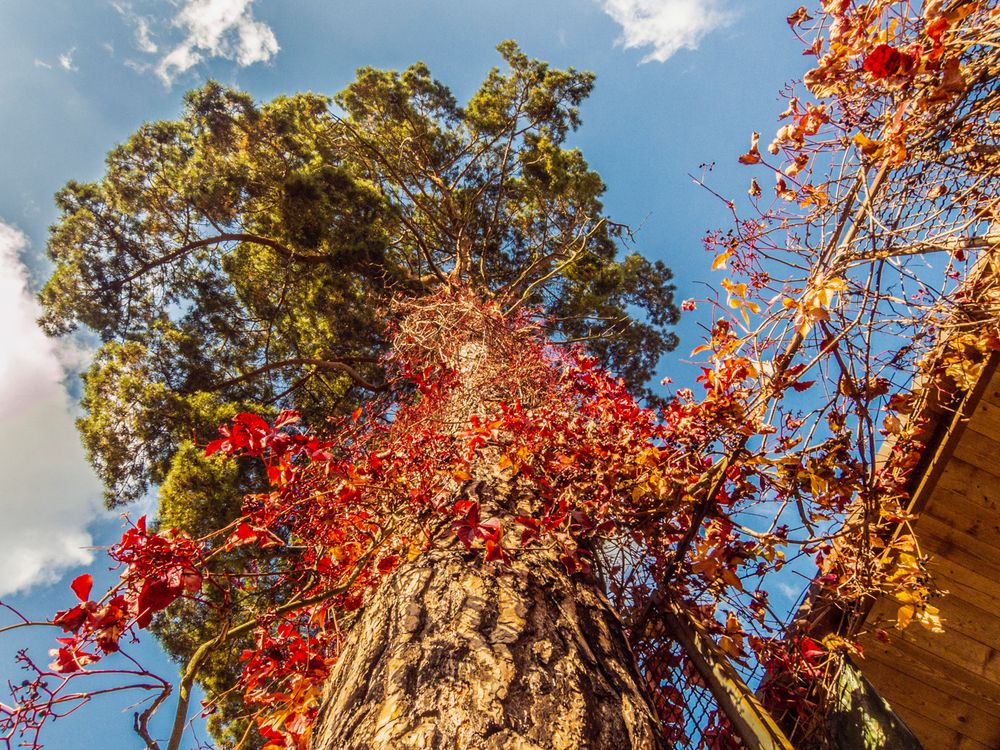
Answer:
[210,358,385,393]
[100,233,334,292]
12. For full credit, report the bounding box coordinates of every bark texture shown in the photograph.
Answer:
[309,542,667,749]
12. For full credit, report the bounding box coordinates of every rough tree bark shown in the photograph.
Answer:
[308,296,669,749]
[309,520,666,749]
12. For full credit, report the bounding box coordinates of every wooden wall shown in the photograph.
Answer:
[856,367,1000,749]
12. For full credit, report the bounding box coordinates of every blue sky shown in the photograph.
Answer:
[0,1,809,746]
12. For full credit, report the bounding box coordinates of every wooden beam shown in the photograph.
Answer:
[656,602,795,750]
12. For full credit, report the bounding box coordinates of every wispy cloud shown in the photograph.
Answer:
[135,17,158,54]
[33,58,52,70]
[156,0,278,85]
[0,221,103,596]
[601,0,735,63]
[57,48,78,71]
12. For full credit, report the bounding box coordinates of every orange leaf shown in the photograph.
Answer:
[712,250,732,271]
[737,132,762,165]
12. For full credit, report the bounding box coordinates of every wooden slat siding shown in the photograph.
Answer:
[846,363,1000,749]
[860,602,1000,703]
[968,396,1000,438]
[949,427,1000,478]
[922,491,1000,559]
[981,380,1000,410]
[858,630,1000,713]
[921,589,1000,649]
[915,514,1000,582]
[882,606,1000,692]
[936,457,1000,509]
[924,557,1000,618]
[888,711,993,750]
[856,660,1000,747]
[901,358,1000,519]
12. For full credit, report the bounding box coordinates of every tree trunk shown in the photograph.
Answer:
[309,512,667,749]
[308,294,668,749]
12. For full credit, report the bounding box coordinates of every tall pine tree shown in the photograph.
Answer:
[40,43,678,747]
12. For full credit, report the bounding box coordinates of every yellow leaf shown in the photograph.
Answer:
[721,568,745,592]
[719,635,742,658]
[896,604,915,630]
[853,132,884,157]
[738,131,762,165]
[712,250,732,271]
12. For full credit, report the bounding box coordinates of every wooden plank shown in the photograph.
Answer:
[900,360,1000,520]
[924,488,1000,548]
[856,628,1000,713]
[912,514,1000,581]
[978,374,1000,412]
[925,554,1000,611]
[927,482,1000,518]
[926,590,1000,651]
[657,604,794,750]
[951,427,1000,479]
[897,623,1000,686]
[862,661,1000,747]
[967,396,1000,440]
[862,597,1000,686]
[867,618,1000,698]
[895,710,993,750]
[935,457,1000,508]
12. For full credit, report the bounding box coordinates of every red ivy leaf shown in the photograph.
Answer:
[234,412,270,435]
[863,44,903,79]
[377,555,399,575]
[273,409,301,429]
[341,592,364,611]
[204,437,227,457]
[48,643,99,674]
[52,603,92,632]
[484,539,510,565]
[136,577,183,629]
[70,573,93,602]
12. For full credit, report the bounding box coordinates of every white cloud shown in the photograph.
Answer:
[155,0,279,85]
[33,58,52,70]
[57,48,78,71]
[0,221,104,596]
[135,17,158,54]
[601,0,735,63]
